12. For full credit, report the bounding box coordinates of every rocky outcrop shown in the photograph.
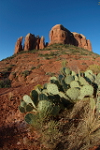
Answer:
[14,37,23,54]
[49,24,76,45]
[24,33,36,51]
[49,24,92,51]
[72,32,92,51]
[35,36,40,50]
[14,24,92,54]
[14,34,45,54]
[39,36,45,49]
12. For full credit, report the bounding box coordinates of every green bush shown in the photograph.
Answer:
[0,78,11,88]
[21,70,30,77]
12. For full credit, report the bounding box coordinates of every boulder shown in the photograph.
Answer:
[24,33,36,51]
[39,36,45,49]
[14,37,23,54]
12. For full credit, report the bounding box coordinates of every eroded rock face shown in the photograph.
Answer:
[39,36,45,49]
[72,32,92,51]
[49,24,76,45]
[24,33,36,51]
[49,24,92,51]
[14,37,23,54]
[14,24,92,54]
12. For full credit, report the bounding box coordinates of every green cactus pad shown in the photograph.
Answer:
[23,95,36,108]
[78,85,94,99]
[74,75,79,81]
[49,76,58,82]
[64,75,74,84]
[59,91,69,100]
[24,113,37,124]
[58,74,64,83]
[85,70,95,82]
[37,100,56,117]
[78,76,89,86]
[26,103,34,112]
[66,88,80,101]
[61,79,70,91]
[90,97,96,110]
[96,97,100,116]
[47,83,59,95]
[30,90,38,106]
[38,100,52,112]
[18,106,26,113]
[70,81,80,88]
[39,93,48,101]
[60,67,71,76]
[71,70,76,76]
[95,73,100,85]
[18,100,27,113]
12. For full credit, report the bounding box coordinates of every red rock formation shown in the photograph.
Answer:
[24,33,36,51]
[72,32,92,51]
[39,36,45,49]
[14,24,92,54]
[49,24,92,51]
[49,24,75,45]
[14,37,23,54]
[35,36,40,50]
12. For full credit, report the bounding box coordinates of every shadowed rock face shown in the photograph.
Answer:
[14,24,92,54]
[14,34,45,54]
[14,37,23,54]
[49,24,76,45]
[49,24,92,51]
[24,33,36,51]
[72,32,92,51]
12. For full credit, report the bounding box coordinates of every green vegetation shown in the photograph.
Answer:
[21,70,31,77]
[87,64,100,74]
[1,44,100,62]
[19,66,100,149]
[0,78,11,88]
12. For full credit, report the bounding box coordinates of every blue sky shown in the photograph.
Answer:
[0,0,100,61]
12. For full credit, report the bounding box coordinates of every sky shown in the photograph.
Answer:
[0,0,100,61]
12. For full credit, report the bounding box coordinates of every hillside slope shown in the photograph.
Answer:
[0,44,100,150]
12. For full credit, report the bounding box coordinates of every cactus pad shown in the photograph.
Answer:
[66,88,80,101]
[47,83,59,95]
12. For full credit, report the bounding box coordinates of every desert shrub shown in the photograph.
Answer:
[87,64,100,74]
[0,78,11,88]
[21,70,30,77]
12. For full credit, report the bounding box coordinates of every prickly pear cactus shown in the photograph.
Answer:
[84,70,95,82]
[18,100,27,113]
[23,95,36,108]
[37,100,60,116]
[78,76,89,86]
[70,81,80,88]
[95,73,100,85]
[24,113,37,124]
[30,90,38,106]
[90,97,96,110]
[78,85,94,99]
[64,75,74,84]
[66,88,80,101]
[47,83,59,95]
[96,97,100,118]
[61,67,71,76]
